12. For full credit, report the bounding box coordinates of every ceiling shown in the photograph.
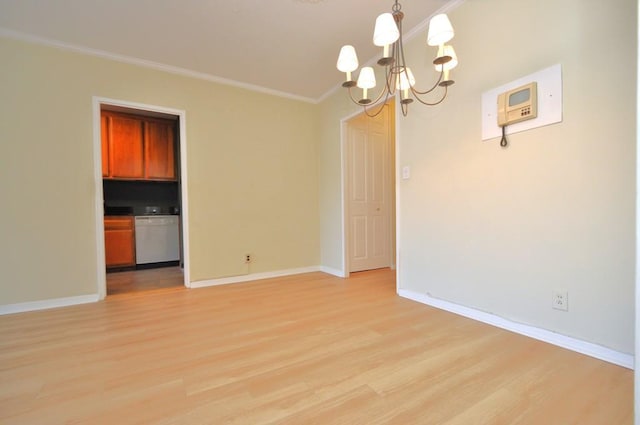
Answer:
[0,0,457,102]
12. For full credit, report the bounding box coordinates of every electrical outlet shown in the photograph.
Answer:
[245,254,251,264]
[552,289,568,311]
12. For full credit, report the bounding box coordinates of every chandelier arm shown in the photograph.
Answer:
[396,18,444,96]
[364,67,396,106]
[411,84,448,106]
[400,101,409,117]
[347,85,385,107]
[361,73,393,118]
[363,102,388,118]
[346,86,363,105]
[384,62,396,96]
[345,81,391,118]
[363,88,394,118]
[359,63,397,117]
[410,70,445,95]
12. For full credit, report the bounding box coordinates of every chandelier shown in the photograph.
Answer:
[336,1,458,117]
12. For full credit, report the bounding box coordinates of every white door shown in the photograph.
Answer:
[347,105,393,272]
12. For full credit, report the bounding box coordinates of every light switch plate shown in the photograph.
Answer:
[402,166,411,180]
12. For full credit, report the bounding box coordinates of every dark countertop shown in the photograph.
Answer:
[104,206,133,216]
[104,205,180,216]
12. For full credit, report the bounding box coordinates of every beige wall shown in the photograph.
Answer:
[317,91,357,272]
[0,37,319,305]
[319,0,636,354]
[397,0,635,354]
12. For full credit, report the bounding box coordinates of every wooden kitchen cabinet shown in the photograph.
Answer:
[107,113,145,179]
[145,119,176,180]
[104,216,136,268]
[101,114,110,177]
[101,111,176,181]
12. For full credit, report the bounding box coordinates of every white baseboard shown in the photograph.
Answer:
[189,266,323,288]
[319,266,346,278]
[0,294,100,315]
[398,289,634,370]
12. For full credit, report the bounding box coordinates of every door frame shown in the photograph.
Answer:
[340,100,397,279]
[92,96,191,299]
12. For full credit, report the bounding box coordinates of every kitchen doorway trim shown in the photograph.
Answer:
[92,97,191,299]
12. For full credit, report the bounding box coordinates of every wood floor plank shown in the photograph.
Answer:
[106,266,184,295]
[0,269,632,424]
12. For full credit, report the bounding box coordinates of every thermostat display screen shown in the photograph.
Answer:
[509,88,530,106]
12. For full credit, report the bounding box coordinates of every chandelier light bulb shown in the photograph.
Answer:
[396,67,415,102]
[427,14,454,46]
[357,66,376,104]
[436,45,457,87]
[435,45,458,72]
[395,67,415,90]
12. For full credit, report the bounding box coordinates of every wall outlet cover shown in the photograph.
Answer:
[552,289,568,311]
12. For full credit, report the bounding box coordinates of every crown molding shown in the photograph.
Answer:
[0,27,317,104]
[1,0,466,105]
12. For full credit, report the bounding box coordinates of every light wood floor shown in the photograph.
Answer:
[0,269,632,424]
[107,267,184,295]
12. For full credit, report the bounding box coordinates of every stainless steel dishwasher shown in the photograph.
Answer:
[134,215,180,264]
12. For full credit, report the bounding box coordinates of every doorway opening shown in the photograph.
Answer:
[342,100,397,277]
[92,98,190,299]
